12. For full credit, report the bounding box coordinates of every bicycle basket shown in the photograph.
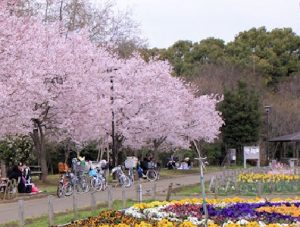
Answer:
[147,161,157,169]
[125,157,137,169]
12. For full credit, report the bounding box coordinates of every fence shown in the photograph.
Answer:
[15,179,168,227]
[208,166,300,197]
[12,166,300,226]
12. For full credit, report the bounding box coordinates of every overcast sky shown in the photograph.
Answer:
[115,0,300,48]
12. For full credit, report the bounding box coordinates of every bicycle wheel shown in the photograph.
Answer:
[128,169,134,185]
[146,169,158,181]
[64,182,74,196]
[101,177,108,191]
[81,175,90,193]
[90,177,102,191]
[120,175,131,188]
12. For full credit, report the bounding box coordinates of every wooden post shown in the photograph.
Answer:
[48,196,54,226]
[270,182,275,193]
[107,185,113,209]
[214,181,218,199]
[208,176,215,192]
[90,191,96,212]
[72,192,78,219]
[136,181,142,203]
[257,181,262,197]
[235,180,240,195]
[166,183,173,201]
[122,186,126,209]
[225,180,230,193]
[18,200,24,227]
[152,182,157,200]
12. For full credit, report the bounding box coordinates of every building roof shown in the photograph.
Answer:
[269,131,300,142]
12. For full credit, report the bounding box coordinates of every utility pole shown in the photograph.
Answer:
[264,105,271,164]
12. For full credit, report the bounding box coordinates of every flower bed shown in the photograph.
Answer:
[62,198,300,227]
[238,173,300,183]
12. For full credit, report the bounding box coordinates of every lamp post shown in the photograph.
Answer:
[252,48,256,75]
[107,68,119,167]
[264,105,271,164]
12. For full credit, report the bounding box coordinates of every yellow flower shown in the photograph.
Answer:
[134,221,152,227]
[157,219,175,227]
[256,204,300,217]
[179,220,197,227]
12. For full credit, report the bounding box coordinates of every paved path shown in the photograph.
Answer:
[0,171,223,224]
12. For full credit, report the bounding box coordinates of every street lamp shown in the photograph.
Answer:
[264,105,271,164]
[252,48,256,75]
[107,68,119,167]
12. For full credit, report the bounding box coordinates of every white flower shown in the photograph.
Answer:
[124,207,145,219]
[187,217,204,225]
[258,221,266,227]
[237,219,248,225]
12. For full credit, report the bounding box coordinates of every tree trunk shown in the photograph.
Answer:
[153,143,159,161]
[153,137,166,161]
[38,124,48,182]
[30,121,48,182]
[97,139,103,162]
[45,0,49,22]
[64,141,71,164]
[0,160,7,178]
[59,0,64,21]
[192,140,208,225]
[114,135,124,166]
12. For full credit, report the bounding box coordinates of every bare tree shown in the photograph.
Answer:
[13,0,145,54]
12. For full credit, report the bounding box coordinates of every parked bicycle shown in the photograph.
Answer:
[57,159,90,197]
[57,170,90,197]
[125,156,138,185]
[111,166,132,187]
[89,167,107,191]
[145,161,160,181]
[57,171,73,198]
[127,168,135,185]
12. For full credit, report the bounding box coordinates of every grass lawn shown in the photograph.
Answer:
[31,175,59,194]
[173,182,300,198]
[159,165,242,178]
[0,200,138,227]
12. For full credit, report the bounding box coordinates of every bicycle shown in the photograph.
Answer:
[111,166,132,187]
[57,171,74,198]
[57,159,90,198]
[127,168,135,185]
[145,161,160,181]
[89,167,107,191]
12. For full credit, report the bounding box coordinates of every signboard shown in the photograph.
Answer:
[244,146,260,159]
[228,149,236,161]
[243,146,260,168]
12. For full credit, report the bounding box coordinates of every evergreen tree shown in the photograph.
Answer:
[219,81,261,154]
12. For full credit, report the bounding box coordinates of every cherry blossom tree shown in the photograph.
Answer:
[60,52,224,165]
[117,58,191,154]
[0,2,113,180]
[1,0,224,177]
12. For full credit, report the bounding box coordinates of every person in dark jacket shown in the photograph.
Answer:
[8,165,26,193]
